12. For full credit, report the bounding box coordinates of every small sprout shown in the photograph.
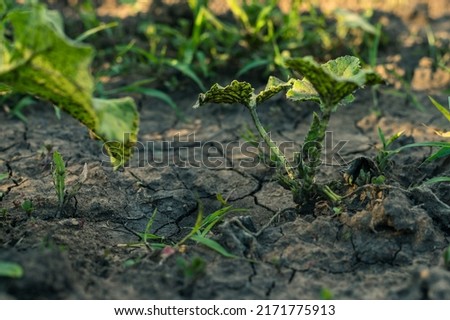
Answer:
[53,151,66,211]
[21,199,34,215]
[371,175,386,185]
[332,207,342,216]
[52,151,88,217]
[375,127,404,171]
[320,288,333,300]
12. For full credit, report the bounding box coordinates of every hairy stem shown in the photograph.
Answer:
[248,106,295,180]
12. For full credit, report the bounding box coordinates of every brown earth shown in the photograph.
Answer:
[1,0,450,299]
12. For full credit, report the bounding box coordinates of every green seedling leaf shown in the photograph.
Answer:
[0,261,23,278]
[396,141,450,162]
[190,234,237,258]
[424,176,450,185]
[53,151,66,209]
[65,163,88,202]
[0,172,8,181]
[21,199,34,214]
[386,130,404,148]
[164,59,205,91]
[425,146,450,162]
[176,201,204,247]
[429,96,450,123]
[236,58,270,77]
[0,4,138,168]
[115,85,182,119]
[8,96,35,123]
[377,127,387,149]
[75,21,118,42]
[286,56,383,108]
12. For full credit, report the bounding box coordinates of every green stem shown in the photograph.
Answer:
[321,185,342,203]
[248,106,295,180]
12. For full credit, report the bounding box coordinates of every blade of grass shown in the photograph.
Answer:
[424,176,450,185]
[176,201,204,247]
[429,96,450,122]
[76,22,118,42]
[236,58,270,78]
[164,59,206,91]
[190,234,237,258]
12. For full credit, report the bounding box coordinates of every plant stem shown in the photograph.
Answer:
[300,107,332,194]
[321,185,342,203]
[248,106,295,180]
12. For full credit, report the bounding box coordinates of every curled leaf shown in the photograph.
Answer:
[286,56,383,108]
[194,80,254,108]
[0,261,23,278]
[195,76,291,110]
[255,76,292,105]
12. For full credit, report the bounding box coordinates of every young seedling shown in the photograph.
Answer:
[52,151,88,217]
[21,199,34,215]
[195,55,382,206]
[120,196,244,259]
[175,199,244,258]
[375,127,404,172]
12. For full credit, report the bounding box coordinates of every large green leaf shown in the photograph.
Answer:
[194,80,254,108]
[286,56,382,108]
[194,76,291,109]
[0,3,138,168]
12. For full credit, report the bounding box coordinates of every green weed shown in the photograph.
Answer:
[21,199,34,215]
[375,127,404,171]
[1,96,35,123]
[195,55,382,205]
[396,97,450,164]
[121,197,244,259]
[175,199,244,258]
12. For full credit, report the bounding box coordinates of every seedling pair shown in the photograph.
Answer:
[121,195,245,259]
[195,55,383,205]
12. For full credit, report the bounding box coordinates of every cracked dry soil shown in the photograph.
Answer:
[1,0,450,300]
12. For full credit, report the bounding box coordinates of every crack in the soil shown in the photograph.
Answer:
[391,243,403,266]
[0,143,17,152]
[0,161,27,201]
[252,195,276,214]
[152,202,199,238]
[265,281,275,297]
[248,262,257,283]
[288,268,296,284]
